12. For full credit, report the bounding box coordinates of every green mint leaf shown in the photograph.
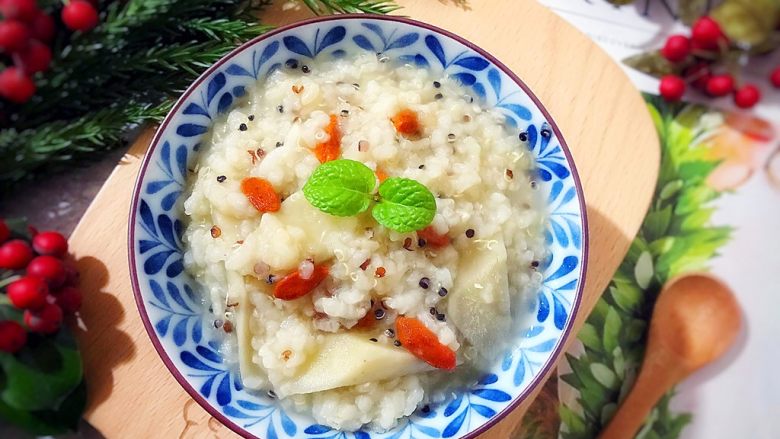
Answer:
[303,159,376,216]
[372,177,436,232]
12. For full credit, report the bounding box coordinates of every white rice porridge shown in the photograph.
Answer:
[182,52,546,431]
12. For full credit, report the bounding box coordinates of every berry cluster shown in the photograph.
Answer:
[0,0,99,104]
[658,16,773,109]
[0,219,82,353]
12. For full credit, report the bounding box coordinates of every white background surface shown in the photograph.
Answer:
[538,1,780,438]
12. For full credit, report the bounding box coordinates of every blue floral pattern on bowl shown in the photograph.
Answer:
[129,15,587,439]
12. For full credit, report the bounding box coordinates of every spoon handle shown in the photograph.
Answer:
[598,354,681,439]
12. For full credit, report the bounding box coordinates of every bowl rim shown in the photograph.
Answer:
[128,13,588,439]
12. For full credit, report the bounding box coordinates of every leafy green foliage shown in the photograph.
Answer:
[0,0,399,190]
[303,160,436,232]
[372,177,436,232]
[558,96,732,439]
[303,159,377,216]
[0,305,84,434]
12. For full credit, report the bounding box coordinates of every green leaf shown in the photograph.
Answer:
[578,323,602,351]
[633,251,654,289]
[303,159,376,217]
[0,324,83,411]
[643,206,672,242]
[623,51,677,79]
[712,0,780,46]
[612,346,626,379]
[602,307,622,355]
[590,363,618,389]
[0,379,86,435]
[609,282,643,313]
[679,208,715,232]
[658,179,684,201]
[372,177,436,232]
[559,405,588,435]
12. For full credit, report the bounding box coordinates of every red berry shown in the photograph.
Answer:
[0,19,30,52]
[661,35,691,62]
[32,230,68,257]
[7,276,48,309]
[0,0,38,22]
[706,74,735,97]
[659,75,686,102]
[18,40,51,74]
[0,239,33,269]
[61,0,99,32]
[28,11,54,42]
[0,320,27,353]
[55,286,82,314]
[770,67,780,88]
[26,255,66,287]
[734,84,761,109]
[0,219,9,244]
[0,67,35,103]
[24,303,62,334]
[692,17,725,50]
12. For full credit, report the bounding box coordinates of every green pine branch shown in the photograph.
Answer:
[300,0,401,14]
[558,96,732,439]
[0,0,399,190]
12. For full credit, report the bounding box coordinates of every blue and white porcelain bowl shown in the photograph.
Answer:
[129,15,587,439]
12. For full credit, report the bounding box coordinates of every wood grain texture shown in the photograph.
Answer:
[66,1,659,437]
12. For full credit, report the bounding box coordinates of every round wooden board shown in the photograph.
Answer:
[67,1,659,437]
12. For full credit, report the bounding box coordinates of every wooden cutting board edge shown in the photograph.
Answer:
[67,1,660,437]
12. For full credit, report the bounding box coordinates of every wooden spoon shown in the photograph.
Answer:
[599,273,741,439]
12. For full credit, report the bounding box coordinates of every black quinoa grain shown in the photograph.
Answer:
[216,175,226,183]
[447,133,456,142]
[530,180,537,189]
[429,307,437,315]
[374,308,386,320]
[531,260,539,268]
[248,114,255,121]
[519,132,528,142]
[419,277,430,289]
[541,128,552,138]
[418,238,427,248]
[369,338,378,342]
[433,81,441,88]
[285,59,298,69]
[384,328,395,338]
[340,109,349,117]
[277,105,284,113]
[438,287,448,297]
[393,340,402,347]
[434,93,443,100]
[421,405,431,413]
[465,228,475,238]
[265,274,277,284]
[352,83,360,89]
[436,313,446,322]
[275,141,283,148]
[214,319,223,328]
[268,390,277,398]
[301,65,310,73]
[239,123,248,131]
[418,164,425,169]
